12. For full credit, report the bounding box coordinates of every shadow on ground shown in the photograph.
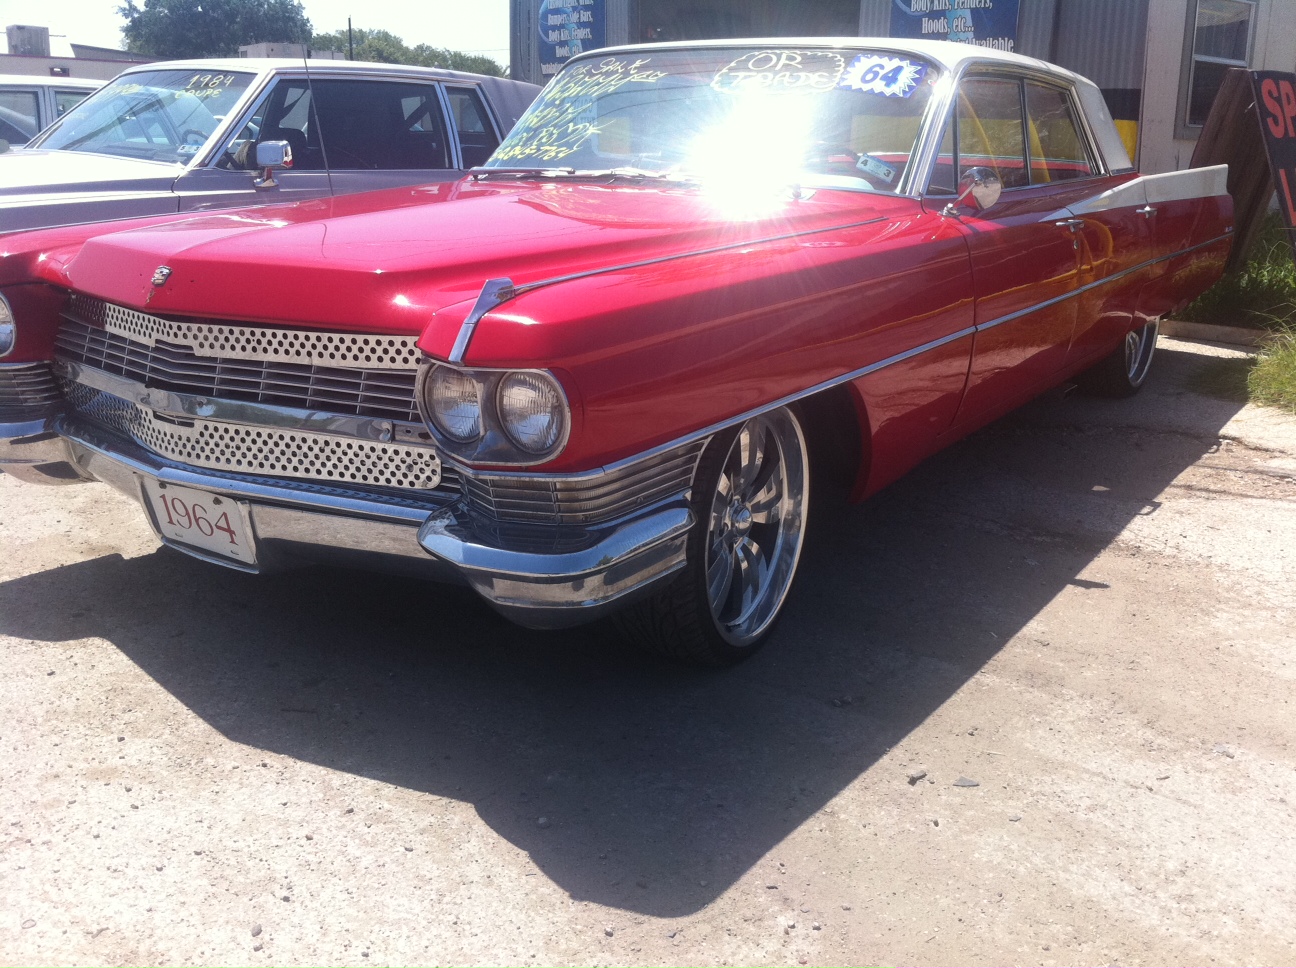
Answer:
[0,345,1242,917]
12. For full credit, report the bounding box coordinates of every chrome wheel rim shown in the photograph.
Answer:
[704,409,809,647]
[1124,320,1159,386]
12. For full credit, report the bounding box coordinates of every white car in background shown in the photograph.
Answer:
[0,58,539,233]
[0,74,101,149]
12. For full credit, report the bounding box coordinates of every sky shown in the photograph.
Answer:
[0,0,511,67]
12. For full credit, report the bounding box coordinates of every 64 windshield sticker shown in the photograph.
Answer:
[840,55,927,97]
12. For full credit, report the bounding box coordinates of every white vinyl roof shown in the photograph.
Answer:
[591,37,1083,81]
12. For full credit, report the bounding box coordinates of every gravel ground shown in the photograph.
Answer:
[2,337,1294,966]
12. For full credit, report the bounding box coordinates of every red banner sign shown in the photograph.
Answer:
[1255,71,1296,250]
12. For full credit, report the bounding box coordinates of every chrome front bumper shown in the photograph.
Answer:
[0,414,693,628]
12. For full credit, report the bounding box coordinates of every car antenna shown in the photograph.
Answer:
[302,49,334,197]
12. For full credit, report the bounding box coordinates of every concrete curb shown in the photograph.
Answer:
[1161,319,1269,347]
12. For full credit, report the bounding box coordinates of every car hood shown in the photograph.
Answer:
[43,178,916,350]
[0,148,181,199]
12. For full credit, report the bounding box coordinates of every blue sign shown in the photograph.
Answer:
[889,0,1021,52]
[538,0,606,76]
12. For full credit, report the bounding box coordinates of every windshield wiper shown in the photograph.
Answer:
[470,166,696,184]
[469,167,577,180]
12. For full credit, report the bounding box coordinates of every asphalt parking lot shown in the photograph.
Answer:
[3,336,1294,966]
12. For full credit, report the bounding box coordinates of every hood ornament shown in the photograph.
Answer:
[151,266,173,287]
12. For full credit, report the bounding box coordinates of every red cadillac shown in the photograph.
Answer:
[0,40,1232,665]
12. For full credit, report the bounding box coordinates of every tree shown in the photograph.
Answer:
[119,0,312,59]
[310,26,504,77]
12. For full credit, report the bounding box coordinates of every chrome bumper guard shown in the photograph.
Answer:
[418,501,694,628]
[1,412,694,626]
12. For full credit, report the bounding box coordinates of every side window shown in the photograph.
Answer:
[957,77,1028,189]
[445,86,499,168]
[928,120,957,195]
[1024,83,1094,183]
[0,90,40,143]
[220,78,451,172]
[55,90,93,118]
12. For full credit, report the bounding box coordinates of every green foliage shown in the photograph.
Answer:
[1183,355,1255,402]
[1181,213,1296,331]
[118,0,312,58]
[310,27,504,76]
[1249,330,1296,413]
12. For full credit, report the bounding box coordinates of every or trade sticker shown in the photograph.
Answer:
[712,50,846,94]
[840,55,927,98]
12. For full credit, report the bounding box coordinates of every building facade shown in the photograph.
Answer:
[509,0,1296,174]
[2,25,152,80]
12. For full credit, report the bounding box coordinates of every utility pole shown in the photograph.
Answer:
[348,18,354,60]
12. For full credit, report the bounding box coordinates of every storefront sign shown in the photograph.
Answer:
[889,0,1020,52]
[538,0,605,77]
[1255,70,1296,250]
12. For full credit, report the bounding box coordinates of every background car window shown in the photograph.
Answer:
[1024,82,1094,183]
[224,78,451,171]
[957,77,1027,189]
[446,86,498,167]
[54,90,92,118]
[0,90,39,143]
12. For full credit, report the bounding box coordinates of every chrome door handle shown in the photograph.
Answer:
[1136,205,1157,217]
[1054,218,1084,231]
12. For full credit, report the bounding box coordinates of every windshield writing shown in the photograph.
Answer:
[487,48,940,194]
[38,69,254,163]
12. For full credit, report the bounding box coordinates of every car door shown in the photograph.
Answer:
[937,74,1083,430]
[1011,79,1155,369]
[175,75,465,211]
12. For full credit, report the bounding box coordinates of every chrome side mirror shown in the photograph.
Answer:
[253,140,293,189]
[942,166,1002,216]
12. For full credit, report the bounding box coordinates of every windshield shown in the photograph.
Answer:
[36,69,255,163]
[485,47,942,194]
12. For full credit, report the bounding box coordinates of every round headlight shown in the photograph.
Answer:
[497,371,567,454]
[426,366,483,442]
[0,295,14,358]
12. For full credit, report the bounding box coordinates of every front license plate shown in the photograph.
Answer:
[142,480,256,565]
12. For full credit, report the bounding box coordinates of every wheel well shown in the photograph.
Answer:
[793,385,868,502]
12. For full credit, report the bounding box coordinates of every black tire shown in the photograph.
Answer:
[1078,320,1159,398]
[615,406,811,667]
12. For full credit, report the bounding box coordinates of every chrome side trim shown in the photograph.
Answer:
[504,217,889,302]
[444,219,891,353]
[975,231,1233,335]
[588,229,1234,474]
[448,278,516,364]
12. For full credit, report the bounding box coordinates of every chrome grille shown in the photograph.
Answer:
[462,441,705,527]
[56,317,420,424]
[63,381,445,491]
[69,294,422,369]
[0,362,61,417]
